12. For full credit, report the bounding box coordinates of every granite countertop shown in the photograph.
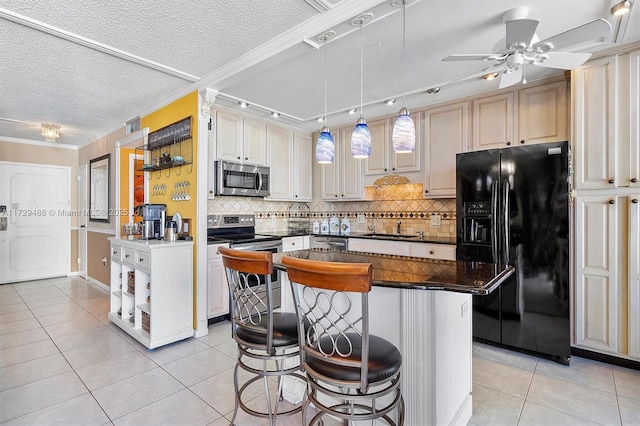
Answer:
[265,231,456,245]
[272,248,513,295]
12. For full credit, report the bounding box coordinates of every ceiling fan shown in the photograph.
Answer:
[442,7,612,89]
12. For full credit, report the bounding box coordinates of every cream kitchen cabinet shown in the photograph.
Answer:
[108,238,194,349]
[471,80,567,151]
[574,194,640,361]
[408,243,456,261]
[207,243,229,319]
[364,114,421,176]
[573,51,640,190]
[423,102,469,198]
[320,128,363,200]
[267,126,312,201]
[282,235,309,252]
[214,108,266,165]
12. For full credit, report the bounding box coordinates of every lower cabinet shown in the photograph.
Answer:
[207,243,229,319]
[108,238,194,349]
[574,194,640,360]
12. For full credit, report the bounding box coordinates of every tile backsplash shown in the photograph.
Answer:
[207,195,456,239]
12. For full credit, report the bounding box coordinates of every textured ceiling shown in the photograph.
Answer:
[0,0,638,146]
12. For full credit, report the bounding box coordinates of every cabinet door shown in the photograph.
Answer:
[339,128,363,200]
[472,92,515,150]
[518,80,567,145]
[207,259,229,319]
[320,130,340,200]
[423,102,468,198]
[392,112,421,173]
[243,118,266,165]
[574,195,619,354]
[293,133,313,201]
[628,50,640,189]
[629,195,640,360]
[573,56,618,190]
[364,119,390,176]
[266,125,293,200]
[215,110,243,162]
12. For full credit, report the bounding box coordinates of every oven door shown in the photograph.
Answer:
[215,161,270,197]
[229,239,282,309]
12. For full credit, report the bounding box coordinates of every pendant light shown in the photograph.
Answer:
[316,31,336,164]
[391,0,416,153]
[350,13,373,159]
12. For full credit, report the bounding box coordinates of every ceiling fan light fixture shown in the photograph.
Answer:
[611,0,632,16]
[41,123,60,142]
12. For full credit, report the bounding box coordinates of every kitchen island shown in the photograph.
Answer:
[273,248,513,426]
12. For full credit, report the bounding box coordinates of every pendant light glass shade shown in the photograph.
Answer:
[392,107,415,153]
[351,118,372,158]
[316,126,335,164]
[316,31,336,164]
[350,15,372,159]
[392,0,416,153]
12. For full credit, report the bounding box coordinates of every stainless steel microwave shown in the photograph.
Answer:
[214,160,270,197]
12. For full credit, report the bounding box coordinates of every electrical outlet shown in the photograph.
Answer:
[430,214,442,227]
[356,214,366,224]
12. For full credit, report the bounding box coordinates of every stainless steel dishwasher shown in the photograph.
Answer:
[310,236,348,251]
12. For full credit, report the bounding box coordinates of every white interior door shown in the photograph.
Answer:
[78,164,87,278]
[0,162,70,284]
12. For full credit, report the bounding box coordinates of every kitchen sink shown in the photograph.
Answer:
[362,233,418,239]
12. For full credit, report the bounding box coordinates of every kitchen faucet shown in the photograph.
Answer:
[396,220,402,236]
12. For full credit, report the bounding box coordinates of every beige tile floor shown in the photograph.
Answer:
[0,276,638,425]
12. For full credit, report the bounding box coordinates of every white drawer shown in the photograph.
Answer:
[283,236,304,252]
[136,250,150,269]
[110,245,122,262]
[208,243,228,260]
[408,243,456,261]
[122,247,135,265]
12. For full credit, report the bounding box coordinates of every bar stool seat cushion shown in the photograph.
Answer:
[235,312,300,347]
[307,333,402,383]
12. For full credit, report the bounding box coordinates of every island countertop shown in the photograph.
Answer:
[273,248,513,295]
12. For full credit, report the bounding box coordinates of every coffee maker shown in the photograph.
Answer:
[136,204,166,240]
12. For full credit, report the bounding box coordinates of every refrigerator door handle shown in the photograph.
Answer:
[502,179,510,265]
[491,181,499,263]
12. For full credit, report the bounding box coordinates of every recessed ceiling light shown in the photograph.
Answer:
[238,101,249,108]
[483,72,499,80]
[425,87,440,94]
[385,98,396,105]
[611,0,632,16]
[347,108,357,115]
[271,112,280,118]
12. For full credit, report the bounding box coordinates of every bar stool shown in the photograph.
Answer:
[218,246,304,425]
[282,256,405,425]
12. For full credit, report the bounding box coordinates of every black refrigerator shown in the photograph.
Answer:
[456,141,570,364]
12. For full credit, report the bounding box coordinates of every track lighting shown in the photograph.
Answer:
[611,0,632,16]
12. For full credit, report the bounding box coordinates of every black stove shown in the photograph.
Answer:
[207,214,282,247]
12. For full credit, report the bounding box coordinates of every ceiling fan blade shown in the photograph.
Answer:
[506,19,539,50]
[442,54,505,62]
[499,68,523,89]
[532,18,611,52]
[534,52,592,69]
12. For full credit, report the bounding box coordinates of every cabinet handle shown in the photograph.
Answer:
[291,242,296,246]
[294,195,298,198]
[237,156,241,160]
[424,190,429,194]
[608,199,615,205]
[429,250,434,255]
[139,258,144,262]
[632,199,639,204]
[506,141,511,145]
[245,157,248,160]
[125,254,130,258]
[520,139,525,144]
[384,168,387,171]
[631,178,638,183]
[392,167,396,171]
[608,179,615,184]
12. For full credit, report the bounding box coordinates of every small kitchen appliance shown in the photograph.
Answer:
[137,203,167,240]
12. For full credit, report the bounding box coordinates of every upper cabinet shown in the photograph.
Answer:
[423,101,469,198]
[320,129,363,201]
[471,80,568,151]
[365,114,421,176]
[573,52,640,190]
[267,125,312,202]
[214,109,266,165]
